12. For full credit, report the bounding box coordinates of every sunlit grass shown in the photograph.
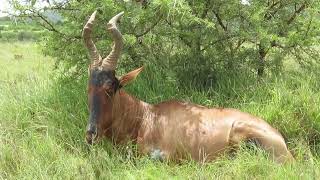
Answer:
[0,42,319,179]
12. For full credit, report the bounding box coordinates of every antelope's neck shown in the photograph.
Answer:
[110,89,152,143]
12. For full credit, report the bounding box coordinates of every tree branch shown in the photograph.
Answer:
[165,19,192,48]
[287,3,306,25]
[201,35,236,51]
[264,1,284,20]
[10,8,81,40]
[201,0,212,18]
[213,10,227,31]
[134,14,163,38]
[33,10,64,35]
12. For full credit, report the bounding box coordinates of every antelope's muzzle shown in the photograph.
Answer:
[86,125,97,145]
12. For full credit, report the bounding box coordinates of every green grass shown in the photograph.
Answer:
[0,42,319,179]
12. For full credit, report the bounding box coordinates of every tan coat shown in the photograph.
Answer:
[97,89,293,163]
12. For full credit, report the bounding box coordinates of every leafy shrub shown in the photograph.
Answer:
[0,30,45,42]
[0,31,17,41]
[17,31,34,41]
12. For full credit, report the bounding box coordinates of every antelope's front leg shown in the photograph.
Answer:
[137,130,172,161]
[149,148,168,161]
[138,142,170,161]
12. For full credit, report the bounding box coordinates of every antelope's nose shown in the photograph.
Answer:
[86,130,97,145]
[86,126,97,145]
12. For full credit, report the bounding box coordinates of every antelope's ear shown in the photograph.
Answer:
[119,66,144,86]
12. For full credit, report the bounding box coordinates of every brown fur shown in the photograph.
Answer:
[92,75,294,163]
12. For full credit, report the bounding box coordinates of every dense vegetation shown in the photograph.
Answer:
[1,0,320,179]
[12,0,320,78]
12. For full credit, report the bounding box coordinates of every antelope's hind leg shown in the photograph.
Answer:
[229,121,294,163]
[255,133,294,163]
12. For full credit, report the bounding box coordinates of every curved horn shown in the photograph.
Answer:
[83,10,102,68]
[101,12,124,70]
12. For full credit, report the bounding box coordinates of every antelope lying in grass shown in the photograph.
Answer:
[83,11,294,163]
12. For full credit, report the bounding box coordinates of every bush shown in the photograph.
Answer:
[17,31,34,41]
[0,31,17,41]
[0,30,45,42]
[34,0,320,84]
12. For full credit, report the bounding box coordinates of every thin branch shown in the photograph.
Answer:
[50,1,77,10]
[165,19,192,48]
[264,1,284,20]
[10,8,81,40]
[48,7,80,11]
[270,40,297,50]
[33,10,64,35]
[269,1,280,9]
[304,18,312,38]
[201,35,236,51]
[213,10,227,31]
[235,39,245,51]
[133,15,163,38]
[201,0,212,18]
[287,3,306,25]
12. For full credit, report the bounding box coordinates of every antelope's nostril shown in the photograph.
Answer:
[86,135,93,145]
[86,131,95,145]
[86,131,97,145]
[88,129,96,136]
[86,122,97,144]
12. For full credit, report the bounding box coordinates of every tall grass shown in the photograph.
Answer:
[0,42,319,179]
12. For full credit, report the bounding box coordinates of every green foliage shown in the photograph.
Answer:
[12,0,316,87]
[1,42,320,179]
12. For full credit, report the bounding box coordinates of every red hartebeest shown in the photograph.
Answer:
[83,11,294,163]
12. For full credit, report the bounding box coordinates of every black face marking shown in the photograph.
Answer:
[87,93,101,135]
[89,69,120,91]
[87,69,121,139]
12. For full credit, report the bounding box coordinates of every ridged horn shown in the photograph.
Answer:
[82,10,101,68]
[101,12,124,70]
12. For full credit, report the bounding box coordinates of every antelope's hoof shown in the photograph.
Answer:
[150,149,165,161]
